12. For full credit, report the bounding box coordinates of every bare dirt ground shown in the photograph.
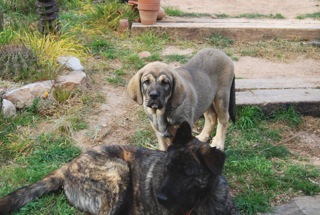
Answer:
[161,0,320,19]
[72,1,320,170]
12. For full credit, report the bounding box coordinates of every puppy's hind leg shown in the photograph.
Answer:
[211,96,230,151]
[196,105,217,143]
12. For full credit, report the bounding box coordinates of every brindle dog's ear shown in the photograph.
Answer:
[172,121,193,145]
[199,146,226,175]
[170,70,186,108]
[127,70,144,105]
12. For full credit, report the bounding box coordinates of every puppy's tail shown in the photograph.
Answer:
[229,76,236,123]
[0,165,67,214]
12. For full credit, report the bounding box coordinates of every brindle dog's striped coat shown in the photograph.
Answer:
[0,122,238,215]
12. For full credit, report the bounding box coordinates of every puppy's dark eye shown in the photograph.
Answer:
[143,80,150,85]
[161,80,169,85]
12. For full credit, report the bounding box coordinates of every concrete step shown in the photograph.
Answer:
[235,78,320,116]
[131,17,320,41]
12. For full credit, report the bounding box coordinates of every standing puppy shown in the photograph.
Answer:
[128,48,235,150]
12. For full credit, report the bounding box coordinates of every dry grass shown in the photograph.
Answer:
[231,39,320,62]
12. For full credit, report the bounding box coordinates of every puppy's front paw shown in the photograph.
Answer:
[196,134,210,143]
[210,138,225,151]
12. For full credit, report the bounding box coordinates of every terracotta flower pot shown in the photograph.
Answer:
[138,0,160,25]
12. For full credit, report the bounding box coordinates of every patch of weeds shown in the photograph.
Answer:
[123,53,145,70]
[0,111,39,160]
[164,54,190,63]
[271,13,285,19]
[25,98,41,114]
[297,12,320,19]
[224,50,239,61]
[260,144,290,159]
[0,29,16,46]
[88,39,116,59]
[272,106,301,127]
[70,116,88,131]
[279,164,320,195]
[208,33,234,49]
[58,0,84,10]
[235,13,285,19]
[82,93,105,106]
[18,31,87,68]
[214,13,231,19]
[84,0,136,31]
[134,31,168,52]
[223,106,320,214]
[235,191,271,215]
[12,193,78,215]
[236,106,263,129]
[0,133,81,214]
[0,0,36,15]
[133,129,157,149]
[53,87,72,103]
[164,7,184,16]
[145,53,162,62]
[234,39,320,61]
[106,68,127,86]
[164,7,211,17]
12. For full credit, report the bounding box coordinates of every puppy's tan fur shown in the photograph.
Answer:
[128,48,235,150]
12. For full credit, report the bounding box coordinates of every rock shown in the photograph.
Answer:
[55,70,87,90]
[2,99,16,118]
[138,51,152,59]
[57,56,84,71]
[157,7,166,20]
[3,80,54,109]
[119,19,130,31]
[0,80,23,96]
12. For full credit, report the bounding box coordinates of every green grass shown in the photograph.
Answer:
[208,33,234,49]
[223,106,320,214]
[106,68,127,86]
[164,8,285,19]
[297,12,320,19]
[234,13,285,19]
[1,1,320,214]
[164,54,191,63]
[0,110,82,215]
[164,7,211,17]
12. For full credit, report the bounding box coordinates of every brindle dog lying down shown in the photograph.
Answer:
[0,122,239,215]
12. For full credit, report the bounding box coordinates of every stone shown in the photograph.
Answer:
[55,70,87,90]
[57,56,84,71]
[3,80,54,109]
[2,99,16,118]
[138,51,152,59]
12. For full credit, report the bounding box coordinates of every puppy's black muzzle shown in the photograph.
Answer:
[149,90,160,100]
[146,90,163,109]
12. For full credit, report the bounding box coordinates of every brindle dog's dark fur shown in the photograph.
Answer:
[0,122,238,215]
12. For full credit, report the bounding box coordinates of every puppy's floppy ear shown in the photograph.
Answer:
[170,70,186,108]
[127,69,144,105]
[172,121,193,146]
[199,146,226,176]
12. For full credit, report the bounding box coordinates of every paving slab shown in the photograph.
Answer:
[236,78,320,90]
[235,78,320,116]
[131,17,320,41]
[263,195,320,215]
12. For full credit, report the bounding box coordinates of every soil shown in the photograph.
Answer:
[161,0,320,19]
[71,1,320,169]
